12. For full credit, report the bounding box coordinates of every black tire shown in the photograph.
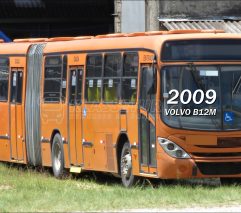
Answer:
[120,142,137,187]
[51,133,65,178]
[220,178,241,185]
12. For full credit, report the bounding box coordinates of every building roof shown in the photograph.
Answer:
[159,19,241,33]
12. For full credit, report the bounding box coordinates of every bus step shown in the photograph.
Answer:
[10,159,24,164]
[70,166,82,173]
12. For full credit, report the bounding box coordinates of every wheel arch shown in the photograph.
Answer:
[116,132,130,175]
[50,129,61,148]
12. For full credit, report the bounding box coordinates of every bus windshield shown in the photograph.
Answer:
[161,65,241,131]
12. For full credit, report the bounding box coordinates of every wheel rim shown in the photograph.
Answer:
[121,150,132,179]
[54,142,61,171]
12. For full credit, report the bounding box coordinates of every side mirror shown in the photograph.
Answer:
[146,66,156,95]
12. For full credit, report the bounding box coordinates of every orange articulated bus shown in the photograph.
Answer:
[1,30,241,187]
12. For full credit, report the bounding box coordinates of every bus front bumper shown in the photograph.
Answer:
[156,153,241,179]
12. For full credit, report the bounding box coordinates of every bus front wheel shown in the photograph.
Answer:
[120,142,137,187]
[51,133,65,178]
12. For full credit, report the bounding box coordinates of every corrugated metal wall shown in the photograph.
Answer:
[160,20,241,33]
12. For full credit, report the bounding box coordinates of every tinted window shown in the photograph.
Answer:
[122,52,138,103]
[103,54,121,103]
[62,55,67,102]
[16,72,23,103]
[10,72,17,103]
[122,78,137,103]
[69,70,76,105]
[10,72,23,104]
[86,55,102,77]
[44,79,61,102]
[150,123,156,166]
[85,54,103,103]
[123,53,138,77]
[45,67,61,78]
[162,39,241,61]
[103,79,120,103]
[44,56,63,102]
[141,115,148,165]
[69,69,83,105]
[0,66,9,101]
[76,69,83,104]
[140,66,156,116]
[85,79,101,102]
[45,56,62,65]
[104,54,121,77]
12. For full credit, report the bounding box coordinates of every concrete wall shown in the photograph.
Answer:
[121,0,145,33]
[146,0,160,31]
[116,0,241,33]
[159,0,241,19]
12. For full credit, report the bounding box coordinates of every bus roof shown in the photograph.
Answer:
[42,31,241,55]
[0,30,241,56]
[0,42,31,55]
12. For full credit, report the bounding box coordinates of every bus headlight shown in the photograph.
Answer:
[158,137,190,159]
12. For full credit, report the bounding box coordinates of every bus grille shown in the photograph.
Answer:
[196,162,241,175]
[192,152,241,157]
[196,137,241,148]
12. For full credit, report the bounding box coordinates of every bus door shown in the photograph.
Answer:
[139,65,157,175]
[68,66,83,165]
[10,68,24,161]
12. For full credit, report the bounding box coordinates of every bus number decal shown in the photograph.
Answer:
[143,55,153,62]
[74,56,79,62]
[166,89,216,105]
[165,89,217,116]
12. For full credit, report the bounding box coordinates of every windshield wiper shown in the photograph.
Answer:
[232,75,241,95]
[188,63,205,91]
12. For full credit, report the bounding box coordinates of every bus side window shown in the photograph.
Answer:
[44,56,62,103]
[122,53,138,103]
[85,54,102,103]
[0,58,9,102]
[103,53,121,103]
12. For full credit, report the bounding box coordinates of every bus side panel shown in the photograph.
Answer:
[82,104,96,170]
[41,143,52,166]
[93,104,119,172]
[125,105,139,175]
[41,103,68,167]
[0,103,10,161]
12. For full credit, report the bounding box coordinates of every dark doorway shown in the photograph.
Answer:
[0,0,114,40]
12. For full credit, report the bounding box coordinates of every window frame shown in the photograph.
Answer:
[121,52,139,105]
[61,55,67,103]
[83,51,140,105]
[85,53,104,104]
[0,57,9,102]
[102,52,122,104]
[68,68,83,106]
[43,55,64,103]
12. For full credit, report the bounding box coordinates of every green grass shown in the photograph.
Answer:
[0,163,241,212]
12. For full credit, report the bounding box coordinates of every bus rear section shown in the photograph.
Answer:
[0,49,30,164]
[157,36,241,183]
